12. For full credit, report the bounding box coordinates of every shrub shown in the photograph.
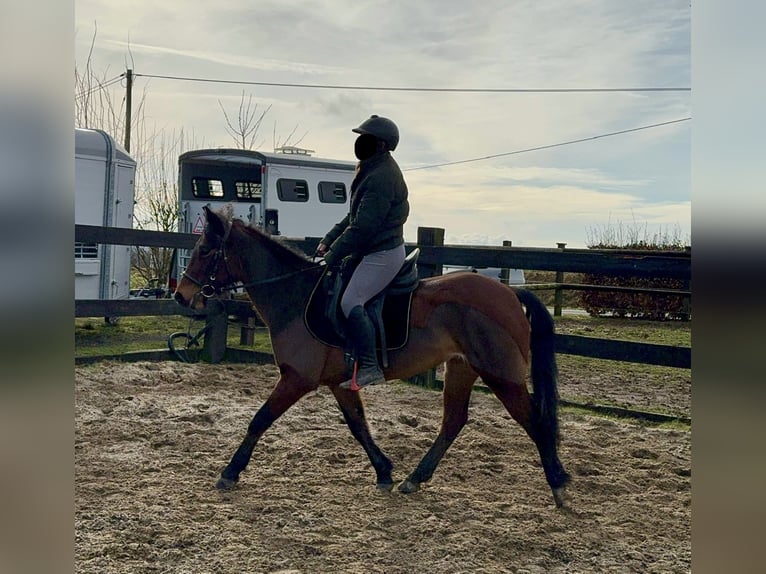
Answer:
[581,222,690,321]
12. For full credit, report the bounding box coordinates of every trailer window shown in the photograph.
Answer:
[192,178,224,198]
[236,181,262,201]
[75,242,99,259]
[276,179,309,202]
[318,181,347,204]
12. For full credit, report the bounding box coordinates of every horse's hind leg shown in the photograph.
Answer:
[400,356,477,494]
[482,375,569,507]
[217,364,316,489]
[331,386,395,490]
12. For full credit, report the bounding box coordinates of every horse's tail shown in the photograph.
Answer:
[513,288,560,444]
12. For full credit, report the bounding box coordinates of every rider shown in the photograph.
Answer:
[316,115,410,390]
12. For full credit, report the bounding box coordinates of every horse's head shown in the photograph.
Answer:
[174,205,241,310]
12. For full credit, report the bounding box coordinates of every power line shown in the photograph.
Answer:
[75,73,125,100]
[135,72,690,94]
[403,117,691,171]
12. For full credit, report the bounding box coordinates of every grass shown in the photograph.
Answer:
[75,315,273,357]
[553,314,691,347]
[75,312,690,357]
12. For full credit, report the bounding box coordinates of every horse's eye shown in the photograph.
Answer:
[199,245,212,257]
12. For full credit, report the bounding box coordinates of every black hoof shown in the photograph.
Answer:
[552,485,569,508]
[398,479,420,494]
[216,476,238,490]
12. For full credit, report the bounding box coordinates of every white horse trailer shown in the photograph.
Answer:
[175,147,355,286]
[75,128,136,312]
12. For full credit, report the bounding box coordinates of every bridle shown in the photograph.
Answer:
[181,243,233,299]
[182,241,321,299]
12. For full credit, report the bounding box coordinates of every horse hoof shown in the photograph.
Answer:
[377,481,395,492]
[216,477,238,490]
[398,479,420,494]
[552,485,568,508]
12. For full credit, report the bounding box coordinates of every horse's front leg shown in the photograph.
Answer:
[331,385,395,490]
[217,364,317,490]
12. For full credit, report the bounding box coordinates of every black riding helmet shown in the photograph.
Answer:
[352,115,399,151]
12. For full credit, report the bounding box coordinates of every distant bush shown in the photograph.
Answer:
[581,221,690,321]
[524,271,584,308]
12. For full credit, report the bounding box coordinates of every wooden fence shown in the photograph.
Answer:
[75,224,691,370]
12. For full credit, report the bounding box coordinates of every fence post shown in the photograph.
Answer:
[408,226,445,389]
[416,227,445,279]
[500,240,512,284]
[554,242,567,317]
[679,246,691,321]
[240,315,256,346]
[202,300,228,363]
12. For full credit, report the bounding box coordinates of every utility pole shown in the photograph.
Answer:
[124,68,133,152]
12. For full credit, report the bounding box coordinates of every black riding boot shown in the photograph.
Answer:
[339,305,386,390]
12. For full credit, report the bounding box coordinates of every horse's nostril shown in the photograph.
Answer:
[174,291,185,305]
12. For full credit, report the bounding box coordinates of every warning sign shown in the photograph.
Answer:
[192,215,205,234]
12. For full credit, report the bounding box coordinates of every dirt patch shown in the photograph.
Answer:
[76,361,690,573]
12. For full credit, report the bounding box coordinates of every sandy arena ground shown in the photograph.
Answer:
[75,361,690,573]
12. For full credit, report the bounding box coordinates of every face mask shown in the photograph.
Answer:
[354,134,378,160]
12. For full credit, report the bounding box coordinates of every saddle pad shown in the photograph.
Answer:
[304,273,415,349]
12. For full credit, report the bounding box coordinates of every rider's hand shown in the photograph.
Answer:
[315,243,328,257]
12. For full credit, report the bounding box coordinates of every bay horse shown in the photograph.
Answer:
[174,206,570,507]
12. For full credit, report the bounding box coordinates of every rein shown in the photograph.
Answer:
[239,266,321,288]
[183,243,322,299]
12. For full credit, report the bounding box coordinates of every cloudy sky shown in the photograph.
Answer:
[75,0,690,248]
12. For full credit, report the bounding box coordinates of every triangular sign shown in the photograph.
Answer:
[192,215,205,235]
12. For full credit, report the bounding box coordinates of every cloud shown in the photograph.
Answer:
[106,40,344,75]
[411,164,652,188]
[404,167,689,247]
[76,0,690,248]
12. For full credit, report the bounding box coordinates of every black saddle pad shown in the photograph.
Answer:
[304,272,414,349]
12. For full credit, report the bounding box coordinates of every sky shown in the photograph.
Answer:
[75,0,691,248]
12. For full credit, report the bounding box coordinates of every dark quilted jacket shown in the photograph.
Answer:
[322,151,409,265]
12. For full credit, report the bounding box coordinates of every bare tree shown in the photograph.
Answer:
[218,91,270,150]
[75,24,147,145]
[272,121,309,151]
[77,30,313,292]
[75,24,190,290]
[218,91,309,151]
[132,126,201,286]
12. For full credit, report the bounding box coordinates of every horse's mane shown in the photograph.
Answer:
[231,218,314,267]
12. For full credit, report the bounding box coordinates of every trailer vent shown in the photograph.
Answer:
[318,181,347,204]
[75,242,99,259]
[276,179,309,202]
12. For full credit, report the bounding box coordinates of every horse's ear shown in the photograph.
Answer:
[203,205,232,243]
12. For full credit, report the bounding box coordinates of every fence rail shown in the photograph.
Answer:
[524,282,691,297]
[75,225,691,279]
[74,298,254,318]
[75,225,691,369]
[416,244,691,279]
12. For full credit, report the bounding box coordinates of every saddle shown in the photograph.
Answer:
[304,248,421,368]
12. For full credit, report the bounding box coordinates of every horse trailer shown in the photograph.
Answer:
[174,147,355,287]
[75,128,136,318]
